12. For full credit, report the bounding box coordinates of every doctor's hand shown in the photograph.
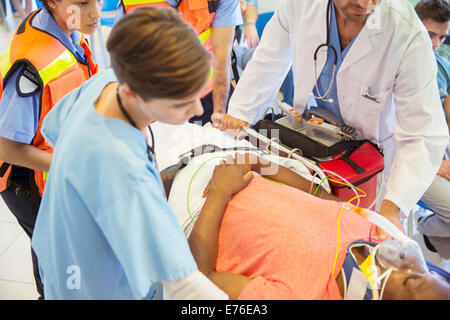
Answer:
[202,155,255,199]
[211,113,251,137]
[376,199,404,241]
[437,160,450,181]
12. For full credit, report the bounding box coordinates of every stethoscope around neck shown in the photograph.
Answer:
[312,0,338,103]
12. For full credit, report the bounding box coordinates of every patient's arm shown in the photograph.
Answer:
[190,155,342,299]
[189,161,254,299]
[238,153,340,201]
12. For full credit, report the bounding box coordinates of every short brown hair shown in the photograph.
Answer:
[107,6,211,101]
[415,0,450,23]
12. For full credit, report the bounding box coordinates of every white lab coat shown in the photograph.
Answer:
[228,0,449,214]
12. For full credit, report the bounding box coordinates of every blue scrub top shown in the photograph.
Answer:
[0,8,86,144]
[436,53,450,104]
[311,1,359,125]
[116,0,243,27]
[32,69,197,299]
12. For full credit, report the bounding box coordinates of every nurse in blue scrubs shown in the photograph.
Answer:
[32,7,251,300]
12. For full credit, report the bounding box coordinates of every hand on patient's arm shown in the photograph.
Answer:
[190,158,253,299]
[377,199,404,240]
[0,137,52,172]
[437,159,450,181]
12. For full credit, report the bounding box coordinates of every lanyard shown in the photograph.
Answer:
[116,85,156,162]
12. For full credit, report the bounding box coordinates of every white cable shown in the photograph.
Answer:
[243,127,331,193]
[266,137,281,153]
[244,127,364,204]
[367,171,384,210]
[319,169,361,207]
[287,148,301,159]
[309,171,320,195]
[246,126,386,208]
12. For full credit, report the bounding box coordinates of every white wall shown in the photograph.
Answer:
[257,0,278,13]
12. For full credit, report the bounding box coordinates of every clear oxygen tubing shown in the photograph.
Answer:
[343,205,425,260]
[342,204,407,242]
[347,204,430,274]
[367,171,384,211]
[335,203,430,281]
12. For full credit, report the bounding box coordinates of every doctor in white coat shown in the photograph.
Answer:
[215,0,450,238]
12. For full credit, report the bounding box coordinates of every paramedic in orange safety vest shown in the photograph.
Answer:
[0,0,99,299]
[118,0,243,125]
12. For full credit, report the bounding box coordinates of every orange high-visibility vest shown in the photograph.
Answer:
[0,10,98,196]
[121,0,216,97]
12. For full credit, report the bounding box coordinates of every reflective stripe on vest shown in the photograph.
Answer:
[2,49,78,88]
[198,27,211,45]
[123,0,165,6]
[122,0,169,13]
[0,42,12,85]
[199,28,214,81]
[1,38,80,88]
[39,50,78,85]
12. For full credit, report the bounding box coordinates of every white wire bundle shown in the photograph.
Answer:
[244,127,333,193]
[242,127,388,208]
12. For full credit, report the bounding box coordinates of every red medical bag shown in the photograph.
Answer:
[318,141,384,209]
[252,119,385,208]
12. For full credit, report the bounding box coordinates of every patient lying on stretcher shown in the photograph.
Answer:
[153,123,450,300]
